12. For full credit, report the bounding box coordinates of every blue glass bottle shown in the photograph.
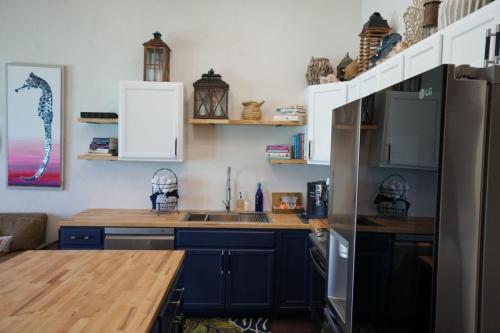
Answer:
[255,182,264,212]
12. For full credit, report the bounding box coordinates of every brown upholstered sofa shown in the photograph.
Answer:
[0,213,48,263]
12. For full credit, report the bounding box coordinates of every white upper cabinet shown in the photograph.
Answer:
[347,78,360,103]
[378,53,405,90]
[441,1,500,67]
[359,68,379,98]
[403,33,443,80]
[306,83,347,165]
[118,81,184,162]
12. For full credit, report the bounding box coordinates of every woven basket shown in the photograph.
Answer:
[242,101,264,120]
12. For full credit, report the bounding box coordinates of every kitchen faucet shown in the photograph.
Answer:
[222,166,231,212]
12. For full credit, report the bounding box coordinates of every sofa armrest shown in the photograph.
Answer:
[0,213,47,251]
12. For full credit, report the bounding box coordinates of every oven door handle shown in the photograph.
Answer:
[309,248,327,279]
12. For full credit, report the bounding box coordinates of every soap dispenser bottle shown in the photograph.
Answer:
[255,182,264,212]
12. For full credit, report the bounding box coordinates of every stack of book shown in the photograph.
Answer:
[266,145,291,160]
[88,138,118,156]
[292,133,305,160]
[273,105,306,122]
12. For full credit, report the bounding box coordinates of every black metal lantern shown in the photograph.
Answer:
[193,69,229,119]
[143,32,171,82]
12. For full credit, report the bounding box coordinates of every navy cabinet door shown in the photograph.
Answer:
[181,248,225,312]
[226,249,275,310]
[277,231,310,310]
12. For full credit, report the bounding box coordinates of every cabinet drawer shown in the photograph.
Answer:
[158,269,184,333]
[176,230,275,248]
[59,227,104,249]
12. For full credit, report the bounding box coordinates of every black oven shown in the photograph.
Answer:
[309,231,328,333]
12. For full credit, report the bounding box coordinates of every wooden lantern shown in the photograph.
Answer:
[359,13,391,73]
[143,32,171,82]
[193,69,229,119]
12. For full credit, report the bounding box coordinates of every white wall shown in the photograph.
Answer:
[361,0,412,35]
[0,0,361,241]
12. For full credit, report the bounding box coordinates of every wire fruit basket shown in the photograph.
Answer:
[374,174,410,220]
[150,168,179,215]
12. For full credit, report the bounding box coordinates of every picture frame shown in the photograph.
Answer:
[6,63,64,189]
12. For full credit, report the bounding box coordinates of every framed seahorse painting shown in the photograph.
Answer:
[6,63,64,188]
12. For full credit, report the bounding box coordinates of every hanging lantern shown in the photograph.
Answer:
[193,69,229,119]
[143,31,171,82]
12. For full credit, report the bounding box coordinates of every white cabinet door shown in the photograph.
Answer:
[306,83,347,165]
[378,54,404,90]
[347,78,360,103]
[441,1,500,67]
[119,81,183,162]
[359,68,379,98]
[404,33,443,80]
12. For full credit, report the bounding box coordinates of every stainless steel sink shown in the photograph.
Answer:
[184,212,269,223]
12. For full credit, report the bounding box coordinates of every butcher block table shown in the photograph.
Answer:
[0,250,185,333]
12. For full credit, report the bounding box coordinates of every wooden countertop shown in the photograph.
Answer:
[0,250,185,333]
[59,209,327,231]
[359,216,434,234]
[329,215,435,235]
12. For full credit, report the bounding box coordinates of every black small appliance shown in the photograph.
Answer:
[306,181,328,218]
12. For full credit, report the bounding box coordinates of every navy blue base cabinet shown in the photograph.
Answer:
[227,249,275,309]
[181,248,226,312]
[176,229,309,315]
[151,264,184,333]
[59,227,104,249]
[276,230,310,311]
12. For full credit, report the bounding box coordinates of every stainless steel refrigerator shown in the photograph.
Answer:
[325,64,500,333]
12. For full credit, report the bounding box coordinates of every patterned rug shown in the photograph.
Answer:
[184,317,271,333]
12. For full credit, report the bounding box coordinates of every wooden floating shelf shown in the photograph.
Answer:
[78,154,118,161]
[335,124,377,130]
[269,159,307,165]
[78,118,118,124]
[189,118,305,126]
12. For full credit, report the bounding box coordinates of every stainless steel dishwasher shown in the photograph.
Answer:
[104,227,175,250]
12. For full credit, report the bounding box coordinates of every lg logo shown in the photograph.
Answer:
[419,87,433,99]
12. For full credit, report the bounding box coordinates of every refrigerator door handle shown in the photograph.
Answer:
[308,140,312,160]
[485,28,492,67]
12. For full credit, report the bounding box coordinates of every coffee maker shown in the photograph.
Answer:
[305,180,328,218]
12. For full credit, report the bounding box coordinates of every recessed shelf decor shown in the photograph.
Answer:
[78,118,118,124]
[189,118,305,126]
[77,154,118,161]
[269,159,307,165]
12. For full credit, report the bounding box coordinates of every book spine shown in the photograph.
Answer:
[298,133,302,160]
[266,152,291,158]
[92,138,118,142]
[273,115,304,121]
[266,150,290,153]
[293,134,299,159]
[266,145,289,150]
